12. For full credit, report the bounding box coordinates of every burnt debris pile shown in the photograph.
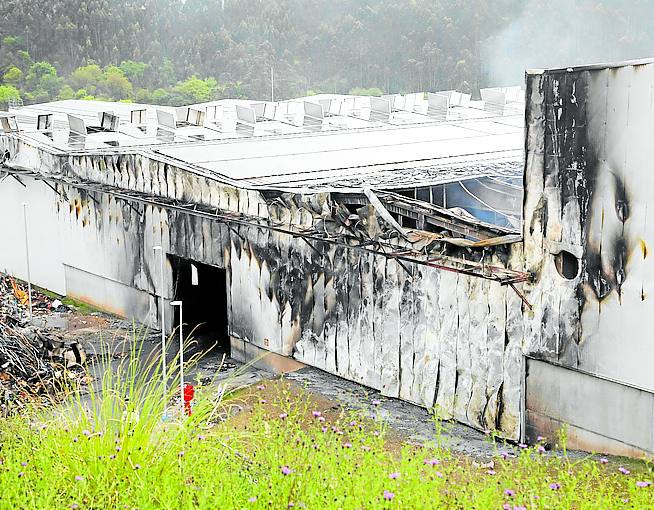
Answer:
[0,274,85,411]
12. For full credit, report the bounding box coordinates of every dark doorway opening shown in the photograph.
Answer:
[169,256,230,356]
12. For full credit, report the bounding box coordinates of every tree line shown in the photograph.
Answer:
[1,0,652,108]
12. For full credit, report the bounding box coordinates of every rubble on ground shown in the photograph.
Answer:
[0,273,86,413]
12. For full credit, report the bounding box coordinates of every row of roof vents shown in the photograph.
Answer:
[1,87,524,148]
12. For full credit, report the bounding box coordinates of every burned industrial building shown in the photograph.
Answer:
[2,60,653,457]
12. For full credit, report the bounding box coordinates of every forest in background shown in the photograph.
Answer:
[1,0,653,107]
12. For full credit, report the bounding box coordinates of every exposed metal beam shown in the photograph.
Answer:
[0,165,530,285]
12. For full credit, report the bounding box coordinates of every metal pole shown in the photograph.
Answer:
[21,203,32,320]
[271,66,274,103]
[171,300,183,418]
[153,246,166,396]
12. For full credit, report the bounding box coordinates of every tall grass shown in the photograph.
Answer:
[0,330,653,509]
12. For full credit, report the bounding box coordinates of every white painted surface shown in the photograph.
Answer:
[0,175,66,294]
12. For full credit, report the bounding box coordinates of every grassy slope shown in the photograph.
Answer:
[1,372,653,510]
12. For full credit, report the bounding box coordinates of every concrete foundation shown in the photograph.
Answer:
[526,358,654,457]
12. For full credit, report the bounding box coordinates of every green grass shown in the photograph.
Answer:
[34,285,104,315]
[0,336,653,509]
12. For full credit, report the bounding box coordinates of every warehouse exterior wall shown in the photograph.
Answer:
[228,226,525,437]
[0,175,67,295]
[523,60,654,455]
[0,135,528,439]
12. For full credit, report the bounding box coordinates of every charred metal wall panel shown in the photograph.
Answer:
[1,135,526,439]
[227,222,525,438]
[524,62,654,391]
[524,62,654,453]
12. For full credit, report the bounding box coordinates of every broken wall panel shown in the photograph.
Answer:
[225,225,523,436]
[0,134,525,439]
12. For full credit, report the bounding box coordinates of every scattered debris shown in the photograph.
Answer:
[0,273,86,412]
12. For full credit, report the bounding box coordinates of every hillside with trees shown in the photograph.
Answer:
[1,0,653,107]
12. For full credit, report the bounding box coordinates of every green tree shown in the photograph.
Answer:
[102,66,133,100]
[3,67,23,86]
[0,84,20,108]
[25,62,62,101]
[348,87,384,96]
[57,85,75,100]
[171,76,218,104]
[119,61,149,88]
[69,64,103,94]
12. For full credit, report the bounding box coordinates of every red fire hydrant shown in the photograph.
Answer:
[183,383,195,416]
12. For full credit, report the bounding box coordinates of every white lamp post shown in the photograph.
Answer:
[170,300,184,417]
[153,246,166,396]
[21,203,33,320]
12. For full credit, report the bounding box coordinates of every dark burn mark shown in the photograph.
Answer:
[540,71,635,308]
[613,173,629,224]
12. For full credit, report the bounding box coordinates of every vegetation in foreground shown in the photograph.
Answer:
[0,340,652,510]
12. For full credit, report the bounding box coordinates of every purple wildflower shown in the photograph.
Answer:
[256,385,265,390]
[259,399,267,404]
[321,426,327,433]
[518,443,528,449]
[73,437,78,443]
[361,445,371,451]
[619,467,630,475]
[281,466,293,475]
[537,445,546,454]
[636,481,651,488]
[504,489,515,497]
[178,451,185,457]
[549,483,561,490]
[487,469,496,475]
[349,421,357,427]
[21,461,27,467]
[372,399,381,405]
[424,458,440,466]
[435,471,444,478]
[503,505,511,510]
[279,413,288,419]
[343,442,352,448]
[18,472,24,478]
[109,455,116,460]
[75,475,84,482]
[82,430,91,437]
[71,505,79,509]
[537,435,546,442]
[312,411,322,418]
[248,496,257,503]
[134,464,141,470]
[197,435,206,441]
[115,446,121,452]
[599,457,609,464]
[383,490,395,501]
[389,472,400,479]
[318,416,325,422]
[514,506,527,510]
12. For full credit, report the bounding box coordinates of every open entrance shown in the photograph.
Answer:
[169,256,230,356]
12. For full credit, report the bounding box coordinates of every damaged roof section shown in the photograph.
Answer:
[2,89,526,283]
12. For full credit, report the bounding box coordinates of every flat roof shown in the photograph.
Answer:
[3,90,525,192]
